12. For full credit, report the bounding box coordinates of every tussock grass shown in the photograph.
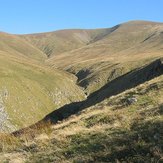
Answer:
[0,76,163,162]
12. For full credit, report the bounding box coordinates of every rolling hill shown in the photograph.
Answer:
[20,21,163,95]
[21,28,115,57]
[0,20,163,162]
[1,20,163,131]
[0,32,46,61]
[0,32,85,132]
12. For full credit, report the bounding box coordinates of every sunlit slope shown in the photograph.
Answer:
[0,52,85,132]
[49,21,163,66]
[1,74,163,162]
[0,32,46,61]
[47,21,163,94]
[22,28,115,57]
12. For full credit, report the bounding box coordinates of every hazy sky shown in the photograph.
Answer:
[0,0,162,34]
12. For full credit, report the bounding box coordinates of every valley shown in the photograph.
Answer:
[0,20,162,162]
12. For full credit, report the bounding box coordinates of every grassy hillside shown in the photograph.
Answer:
[0,52,85,133]
[0,20,162,162]
[46,21,163,95]
[0,75,162,162]
[0,32,46,61]
[48,21,163,66]
[0,31,88,133]
[21,28,116,57]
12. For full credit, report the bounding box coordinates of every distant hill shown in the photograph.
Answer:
[21,28,115,57]
[0,32,46,61]
[45,21,163,94]
[0,20,163,162]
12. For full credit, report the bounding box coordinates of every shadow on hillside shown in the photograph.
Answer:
[42,58,163,123]
[63,120,163,162]
[13,58,163,135]
[22,118,163,162]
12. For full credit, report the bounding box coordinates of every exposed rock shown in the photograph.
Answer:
[0,89,16,132]
[126,97,137,105]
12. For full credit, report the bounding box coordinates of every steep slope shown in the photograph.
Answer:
[1,74,163,162]
[49,21,163,66]
[0,32,46,61]
[0,20,163,162]
[24,58,162,125]
[21,27,116,57]
[0,20,163,132]
[47,21,163,94]
[0,31,87,133]
[0,52,85,133]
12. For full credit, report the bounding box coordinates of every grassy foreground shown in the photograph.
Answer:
[0,75,162,162]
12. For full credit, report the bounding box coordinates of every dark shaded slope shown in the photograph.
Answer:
[43,58,163,122]
[47,21,163,95]
[13,58,163,136]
